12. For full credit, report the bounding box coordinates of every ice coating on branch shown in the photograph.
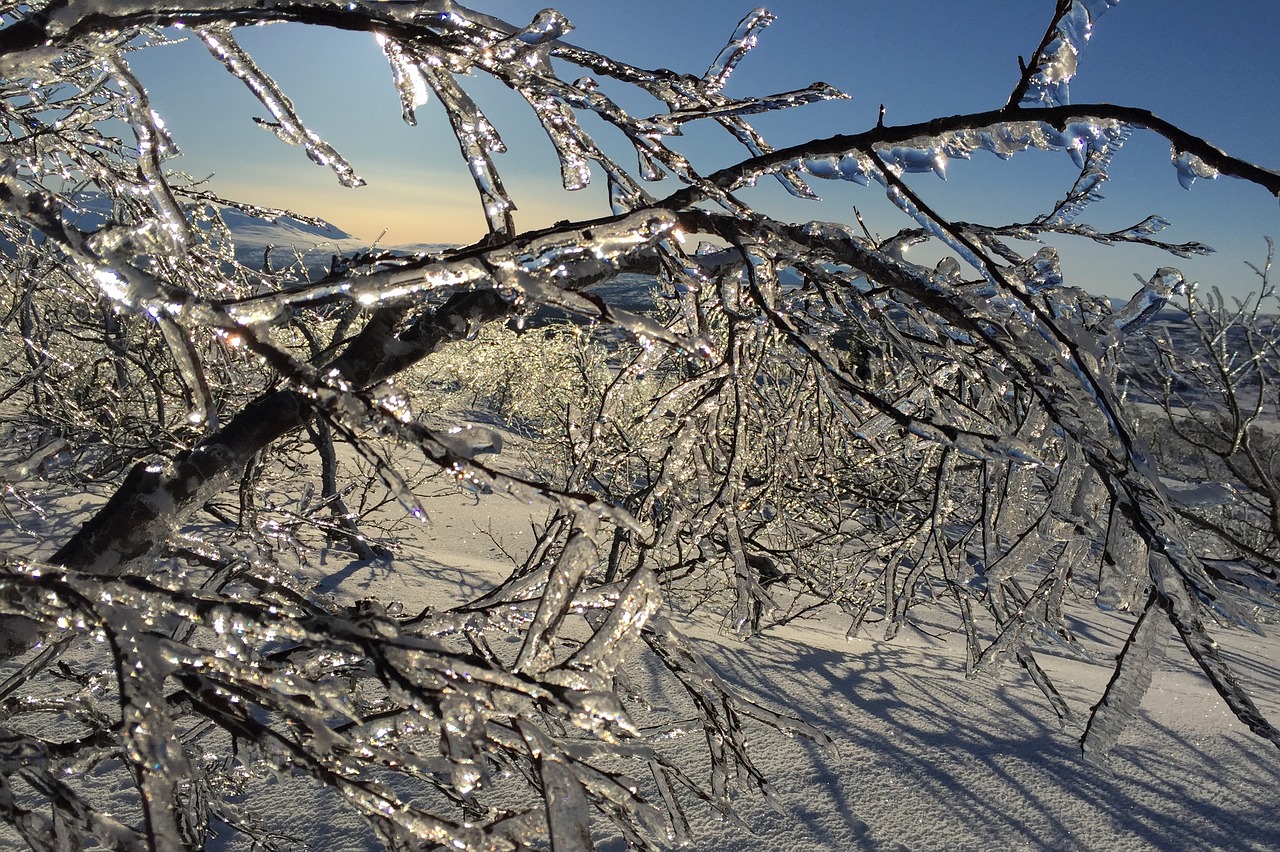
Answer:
[1172,147,1220,189]
[1110,267,1186,332]
[566,566,662,676]
[878,179,990,277]
[1082,590,1165,764]
[792,120,1128,193]
[223,208,680,328]
[7,3,1280,847]
[199,26,364,187]
[417,60,515,236]
[379,35,431,125]
[661,83,848,127]
[1012,247,1064,293]
[1041,123,1133,226]
[1021,0,1122,107]
[522,90,594,190]
[522,721,595,851]
[953,119,1128,164]
[106,57,192,254]
[516,514,600,675]
[703,8,775,94]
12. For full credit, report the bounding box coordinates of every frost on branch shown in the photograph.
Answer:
[0,1,1278,849]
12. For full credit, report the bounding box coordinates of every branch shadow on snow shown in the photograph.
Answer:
[683,631,1280,851]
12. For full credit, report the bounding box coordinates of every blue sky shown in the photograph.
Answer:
[130,1,1279,301]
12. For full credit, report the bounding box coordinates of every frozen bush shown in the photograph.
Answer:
[0,1,1278,848]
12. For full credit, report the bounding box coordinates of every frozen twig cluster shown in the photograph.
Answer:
[0,0,1277,848]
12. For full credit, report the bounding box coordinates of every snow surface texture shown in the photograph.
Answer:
[234,486,1280,852]
[5,392,1275,851]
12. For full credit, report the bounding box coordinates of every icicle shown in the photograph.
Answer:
[1082,591,1164,764]
[378,35,431,126]
[1021,0,1123,107]
[520,90,593,190]
[635,144,665,182]
[418,61,515,237]
[702,8,776,95]
[198,25,365,188]
[793,120,1129,193]
[799,151,872,187]
[878,144,948,179]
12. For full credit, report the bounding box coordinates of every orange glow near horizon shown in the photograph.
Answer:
[209,167,611,247]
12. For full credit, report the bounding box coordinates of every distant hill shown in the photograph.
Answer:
[0,192,455,278]
[210,208,368,276]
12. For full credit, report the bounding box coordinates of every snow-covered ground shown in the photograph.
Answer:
[4,474,1274,850]
[290,482,1280,851]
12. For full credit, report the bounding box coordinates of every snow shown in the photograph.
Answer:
[3,188,1276,852]
[195,472,1278,852]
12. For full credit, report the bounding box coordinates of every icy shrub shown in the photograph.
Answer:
[0,1,1278,849]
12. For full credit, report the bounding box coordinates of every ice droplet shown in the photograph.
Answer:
[514,8,573,45]
[1171,148,1219,189]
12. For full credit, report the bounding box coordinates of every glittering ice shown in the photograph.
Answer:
[879,144,948,178]
[1172,147,1220,189]
[199,25,365,188]
[702,8,776,94]
[1021,0,1123,107]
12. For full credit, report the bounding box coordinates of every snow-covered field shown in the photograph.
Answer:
[284,484,1280,851]
[4,472,1275,850]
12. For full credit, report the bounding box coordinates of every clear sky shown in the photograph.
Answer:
[128,1,1280,302]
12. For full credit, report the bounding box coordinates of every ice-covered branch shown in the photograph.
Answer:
[1009,0,1122,108]
[659,104,1280,206]
[3,2,1279,847]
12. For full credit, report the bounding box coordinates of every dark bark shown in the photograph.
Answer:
[49,289,513,576]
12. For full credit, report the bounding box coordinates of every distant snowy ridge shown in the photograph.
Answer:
[52,192,458,276]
